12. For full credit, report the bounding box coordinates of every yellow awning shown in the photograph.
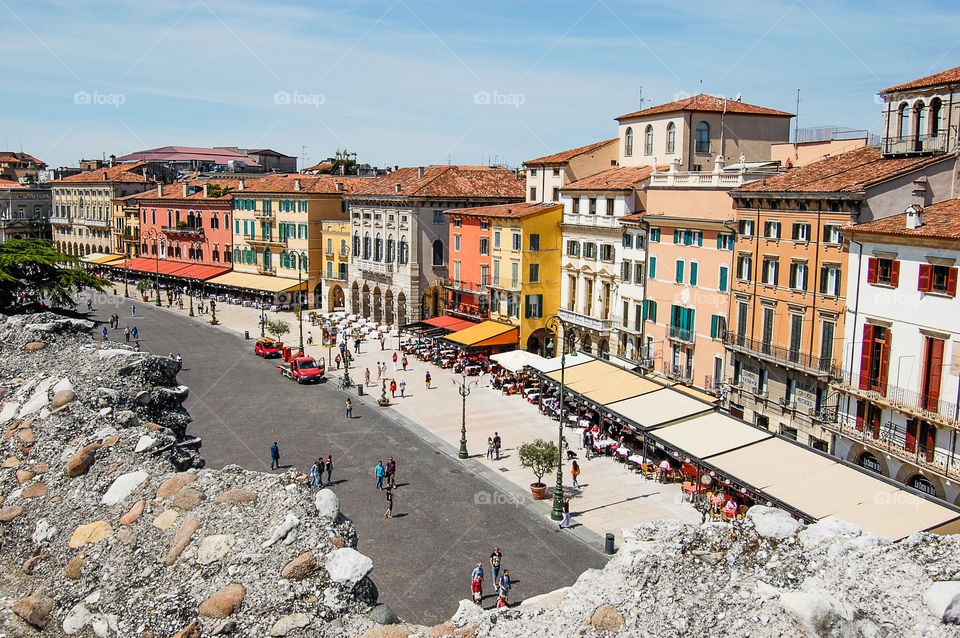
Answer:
[206,271,303,293]
[81,252,126,264]
[445,320,519,347]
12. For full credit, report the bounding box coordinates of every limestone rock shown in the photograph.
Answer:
[172,620,202,638]
[329,536,345,549]
[315,489,340,519]
[172,487,205,510]
[280,551,318,580]
[216,488,257,504]
[51,388,77,408]
[21,553,49,575]
[2,455,21,468]
[590,604,625,631]
[163,516,200,566]
[156,472,196,499]
[212,620,238,635]
[779,591,855,636]
[32,461,49,474]
[22,482,48,498]
[198,583,246,618]
[66,443,101,478]
[31,518,57,545]
[925,581,960,624]
[358,627,411,638]
[119,499,145,525]
[12,589,55,628]
[134,435,157,453]
[69,520,114,548]
[798,518,862,549]
[196,534,235,565]
[269,612,310,636]
[24,341,47,351]
[16,469,35,483]
[368,604,400,625]
[0,505,24,522]
[100,470,148,506]
[746,506,803,540]
[152,509,178,530]
[18,428,36,444]
[262,513,300,548]
[426,622,454,637]
[325,547,373,588]
[65,553,88,579]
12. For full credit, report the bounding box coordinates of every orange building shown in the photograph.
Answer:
[445,211,493,320]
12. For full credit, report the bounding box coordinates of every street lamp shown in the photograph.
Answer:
[142,228,162,306]
[453,372,479,459]
[188,273,194,317]
[297,256,305,354]
[544,315,581,521]
[342,330,353,387]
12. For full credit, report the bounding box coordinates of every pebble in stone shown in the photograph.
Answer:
[24,341,47,351]
[12,589,55,628]
[68,521,114,548]
[0,505,24,522]
[119,499,145,526]
[196,534,235,565]
[280,551,318,580]
[215,488,257,504]
[163,516,200,566]
[18,429,36,444]
[172,620,201,638]
[590,604,625,631]
[152,509,179,530]
[65,444,101,478]
[16,469,35,484]
[198,583,246,618]
[21,553,50,575]
[51,389,76,408]
[269,612,310,636]
[65,553,88,580]
[100,470,149,506]
[156,472,196,499]
[172,487,206,511]
[22,482,49,498]
[2,456,21,468]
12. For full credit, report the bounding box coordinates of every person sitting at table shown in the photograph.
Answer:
[723,497,738,519]
[658,459,672,483]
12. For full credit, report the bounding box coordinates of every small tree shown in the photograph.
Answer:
[0,239,104,312]
[518,439,559,487]
[135,278,152,295]
[266,319,290,341]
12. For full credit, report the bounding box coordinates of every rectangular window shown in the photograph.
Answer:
[600,244,614,261]
[621,260,630,281]
[622,233,632,248]
[710,315,727,339]
[452,217,461,228]
[675,259,685,283]
[492,259,500,286]
[649,228,661,242]
[566,239,580,257]
[739,219,754,236]
[433,210,444,224]
[649,256,657,279]
[643,299,657,323]
[920,264,958,296]
[761,307,775,353]
[868,257,900,287]
[823,224,841,243]
[552,187,559,201]
[858,324,891,394]
[689,262,698,286]
[524,294,543,319]
[634,262,644,284]
[922,336,946,410]
[583,242,597,259]
[792,222,811,242]
[718,265,728,291]
[453,260,461,282]
[510,261,519,288]
[512,233,521,251]
[530,187,537,201]
[588,198,597,214]
[454,234,461,252]
[737,301,748,343]
[572,199,580,214]
[479,237,489,255]
[529,234,540,251]
[606,199,615,215]
[820,265,841,296]
[820,320,835,370]
[622,301,629,327]
[529,263,539,283]
[480,220,489,230]
[789,314,803,361]
[634,303,642,331]
[764,220,781,239]
[716,233,733,250]
[789,262,808,290]
[762,258,778,285]
[494,230,501,249]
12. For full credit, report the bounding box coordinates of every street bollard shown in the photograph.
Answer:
[605,533,615,554]
[245,331,249,340]
[357,384,364,397]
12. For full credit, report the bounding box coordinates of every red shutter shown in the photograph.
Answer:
[867,258,878,284]
[890,260,900,287]
[925,337,944,411]
[855,400,865,431]
[948,267,958,297]
[878,330,891,396]
[924,423,936,463]
[905,419,917,453]
[919,264,932,292]
[870,406,881,439]
[859,323,874,390]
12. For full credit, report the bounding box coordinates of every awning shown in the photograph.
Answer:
[114,258,229,281]
[444,320,519,348]
[423,316,478,333]
[546,359,611,385]
[529,352,596,373]
[606,388,714,429]
[206,271,303,294]
[81,253,126,264]
[580,375,662,405]
[491,349,547,373]
[653,412,773,459]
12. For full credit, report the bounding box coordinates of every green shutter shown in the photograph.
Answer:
[649,256,656,279]
[697,232,702,247]
[675,260,684,283]
[674,230,680,244]
[716,235,722,249]
[719,266,728,291]
[690,262,698,286]
[650,301,657,323]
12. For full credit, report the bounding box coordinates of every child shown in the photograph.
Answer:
[471,578,483,606]
[497,593,508,608]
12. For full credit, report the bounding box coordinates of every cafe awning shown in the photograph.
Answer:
[82,253,126,264]
[444,320,518,348]
[580,376,662,405]
[529,352,596,373]
[606,388,714,429]
[491,349,547,373]
[546,359,611,385]
[652,412,773,459]
[114,258,229,281]
[423,316,478,333]
[206,271,303,293]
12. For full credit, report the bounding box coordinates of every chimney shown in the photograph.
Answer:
[157,183,164,197]
[238,178,245,191]
[109,154,116,167]
[182,183,189,197]
[418,167,425,178]
[905,204,923,230]
[395,183,402,194]
[294,178,302,191]
[203,183,210,198]
[102,171,108,180]
[336,181,344,192]
[394,165,399,171]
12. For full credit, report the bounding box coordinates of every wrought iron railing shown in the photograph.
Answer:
[668,325,695,343]
[724,331,840,378]
[882,132,948,155]
[663,361,693,383]
[834,373,959,426]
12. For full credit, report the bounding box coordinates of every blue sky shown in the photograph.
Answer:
[3,0,959,170]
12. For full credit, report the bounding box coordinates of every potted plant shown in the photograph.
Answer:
[135,278,152,301]
[518,439,558,500]
[308,311,318,326]
[293,304,302,321]
[266,319,291,342]
[377,379,390,406]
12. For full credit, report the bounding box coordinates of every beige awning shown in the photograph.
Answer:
[567,366,634,395]
[654,412,773,459]
[707,437,837,491]
[81,252,126,264]
[206,271,303,293]
[491,349,547,373]
[581,376,662,405]
[606,388,714,429]
[546,359,614,385]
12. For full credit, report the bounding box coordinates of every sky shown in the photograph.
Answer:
[3,0,959,170]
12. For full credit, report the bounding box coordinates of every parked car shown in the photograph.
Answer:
[254,338,283,358]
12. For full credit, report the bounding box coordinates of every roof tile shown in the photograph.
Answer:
[882,66,960,93]
[617,93,793,121]
[561,165,655,191]
[53,162,154,184]
[348,166,522,199]
[525,139,618,166]
[847,199,960,240]
[445,201,562,220]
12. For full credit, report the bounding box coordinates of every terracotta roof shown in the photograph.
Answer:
[115,146,258,166]
[347,166,523,199]
[525,139,618,166]
[731,146,953,194]
[235,174,365,195]
[0,178,28,189]
[619,212,644,223]
[846,199,960,240]
[445,201,562,220]
[53,162,154,184]
[616,93,793,121]
[561,165,655,191]
[135,178,254,203]
[883,66,960,93]
[0,151,43,166]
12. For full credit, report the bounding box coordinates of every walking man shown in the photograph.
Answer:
[101,327,109,341]
[559,497,571,529]
[87,299,93,312]
[325,455,333,485]
[345,398,353,419]
[392,351,398,371]
[493,432,502,460]
[124,326,130,342]
[270,442,281,470]
[375,461,385,490]
[379,335,385,350]
[384,488,393,518]
[307,330,313,346]
[489,546,502,584]
[365,368,371,387]
[402,355,408,371]
[335,353,341,369]
[310,459,323,488]
[131,326,138,340]
[498,569,511,606]
[385,457,396,489]
[130,303,136,317]
[571,459,581,488]
[425,371,431,389]
[399,379,406,398]
[390,379,397,398]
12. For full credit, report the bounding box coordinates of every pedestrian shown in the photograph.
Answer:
[392,351,398,371]
[310,459,323,488]
[335,353,341,369]
[493,432,502,460]
[124,326,130,342]
[486,437,494,460]
[101,327,108,341]
[386,457,396,489]
[399,379,406,398]
[345,398,353,419]
[339,342,346,357]
[425,371,431,389]
[402,355,408,371]
[354,337,360,353]
[390,379,397,398]
[375,461,385,490]
[571,459,581,488]
[270,442,280,470]
[498,569,511,605]
[489,546,502,584]
[325,455,333,485]
[364,368,371,387]
[559,497,571,529]
[133,341,141,352]
[471,563,484,600]
[584,431,593,460]
[377,363,382,381]
[471,576,483,607]
[307,330,313,346]
[176,353,183,366]
[384,488,393,518]
[130,303,136,317]
[379,335,385,350]
[87,299,93,312]
[131,326,138,339]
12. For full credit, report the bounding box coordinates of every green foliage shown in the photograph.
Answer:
[135,278,152,293]
[205,183,232,198]
[518,438,559,486]
[266,319,290,340]
[0,239,104,312]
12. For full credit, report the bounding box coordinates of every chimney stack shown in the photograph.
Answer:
[905,204,923,230]
[336,181,344,192]
[418,167,425,178]
[109,154,116,167]
[183,183,189,197]
[203,183,210,198]
[157,183,164,197]
[395,183,402,194]
[238,178,245,191]
[394,165,399,171]
[102,171,108,180]
[294,178,302,191]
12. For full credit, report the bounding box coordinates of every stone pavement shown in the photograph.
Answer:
[108,285,702,545]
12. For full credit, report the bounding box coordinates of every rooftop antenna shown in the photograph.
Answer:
[300,145,308,171]
[637,85,646,109]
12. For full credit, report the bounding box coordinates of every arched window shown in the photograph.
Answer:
[908,474,936,496]
[914,101,926,147]
[857,452,882,474]
[695,122,710,153]
[210,212,218,229]
[300,252,307,270]
[386,234,395,262]
[340,239,347,255]
[224,213,229,226]
[353,231,360,257]
[174,244,181,258]
[375,233,383,261]
[666,122,676,153]
[644,125,654,155]
[327,237,333,254]
[624,127,633,156]
[931,98,943,137]
[196,211,202,227]
[224,247,232,262]
[432,239,444,266]
[363,232,371,260]
[263,249,271,268]
[280,250,288,268]
[898,102,909,140]
[399,236,409,264]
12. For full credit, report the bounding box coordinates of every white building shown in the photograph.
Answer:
[523,139,618,203]
[833,200,960,504]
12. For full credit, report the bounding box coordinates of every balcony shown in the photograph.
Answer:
[662,361,693,384]
[723,331,840,379]
[832,374,959,428]
[162,224,204,238]
[444,277,490,294]
[254,210,273,220]
[121,229,140,243]
[667,325,695,344]
[649,168,782,189]
[448,304,490,321]
[246,235,285,248]
[323,273,348,281]
[490,278,521,292]
[562,213,619,229]
[558,307,612,334]
[257,265,276,276]
[882,132,948,156]
[356,259,393,275]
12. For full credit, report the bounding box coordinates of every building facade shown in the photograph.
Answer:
[321,219,351,312]
[0,179,51,242]
[879,65,960,157]
[345,166,522,326]
[523,139,618,203]
[445,212,493,322]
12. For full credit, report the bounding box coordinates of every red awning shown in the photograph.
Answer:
[114,258,229,281]
[423,316,478,332]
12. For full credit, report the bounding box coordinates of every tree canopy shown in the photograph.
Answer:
[0,239,105,312]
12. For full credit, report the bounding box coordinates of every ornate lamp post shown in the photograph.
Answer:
[342,330,353,387]
[453,372,479,459]
[544,315,581,521]
[297,256,305,353]
[142,228,162,306]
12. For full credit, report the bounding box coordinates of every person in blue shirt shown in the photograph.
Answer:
[375,461,385,490]
[471,563,484,599]
[270,442,280,470]
[310,459,322,488]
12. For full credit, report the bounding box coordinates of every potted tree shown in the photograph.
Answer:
[135,278,152,302]
[518,439,558,500]
[377,379,390,407]
[293,304,302,321]
[266,318,290,343]
[308,311,318,326]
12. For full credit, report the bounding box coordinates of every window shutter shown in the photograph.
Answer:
[650,301,657,323]
[674,230,680,244]
[719,266,727,291]
[819,266,828,294]
[801,266,808,290]
[919,264,932,291]
[859,323,874,390]
[890,260,900,287]
[789,263,797,288]
[866,258,878,284]
[791,223,799,240]
[878,330,891,393]
[927,337,944,407]
[697,232,702,247]
[690,262,698,286]
[710,315,718,338]
[949,267,958,296]
[855,400,865,431]
[905,419,917,453]
[649,256,656,279]
[716,235,722,249]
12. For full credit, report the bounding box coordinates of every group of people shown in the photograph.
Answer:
[471,547,512,608]
[374,458,398,518]
[97,310,141,352]
[310,455,335,488]
[363,360,409,398]
[484,432,503,460]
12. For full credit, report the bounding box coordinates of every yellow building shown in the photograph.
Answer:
[451,202,563,353]
[112,192,144,258]
[320,218,350,311]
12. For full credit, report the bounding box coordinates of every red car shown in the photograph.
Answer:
[278,356,325,383]
[254,338,283,358]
